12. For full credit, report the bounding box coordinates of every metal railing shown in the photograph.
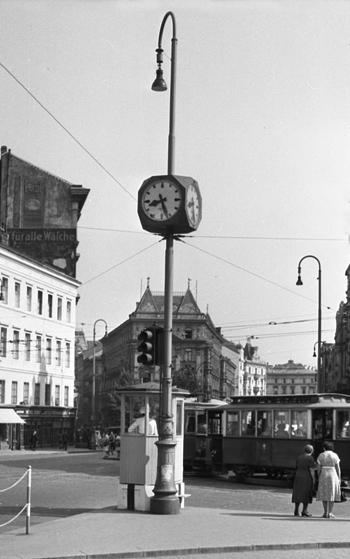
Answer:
[0,465,32,534]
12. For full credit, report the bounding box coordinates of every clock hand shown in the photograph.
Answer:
[159,194,169,218]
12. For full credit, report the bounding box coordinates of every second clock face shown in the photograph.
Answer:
[142,180,182,221]
[186,183,201,227]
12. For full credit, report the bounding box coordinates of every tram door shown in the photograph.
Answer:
[208,410,223,472]
[312,409,333,443]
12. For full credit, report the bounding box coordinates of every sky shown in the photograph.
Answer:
[0,0,349,368]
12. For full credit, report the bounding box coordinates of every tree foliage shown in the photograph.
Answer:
[172,365,201,394]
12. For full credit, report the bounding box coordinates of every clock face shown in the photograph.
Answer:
[142,180,182,222]
[186,183,200,227]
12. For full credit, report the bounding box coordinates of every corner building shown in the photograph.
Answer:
[0,146,88,448]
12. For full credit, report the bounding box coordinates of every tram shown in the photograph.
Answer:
[184,393,350,481]
[183,398,227,472]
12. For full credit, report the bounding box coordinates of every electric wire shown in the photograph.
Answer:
[183,239,334,311]
[0,61,136,202]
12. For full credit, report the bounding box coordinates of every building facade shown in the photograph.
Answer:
[0,146,88,448]
[266,360,317,395]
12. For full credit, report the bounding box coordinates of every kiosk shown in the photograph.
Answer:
[116,382,189,511]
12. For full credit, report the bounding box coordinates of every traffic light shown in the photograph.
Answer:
[137,326,164,366]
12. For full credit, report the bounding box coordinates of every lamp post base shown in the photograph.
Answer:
[150,495,180,515]
[150,438,180,515]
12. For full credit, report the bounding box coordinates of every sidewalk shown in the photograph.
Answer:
[2,502,350,559]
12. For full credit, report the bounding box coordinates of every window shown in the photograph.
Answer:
[13,330,19,359]
[185,328,192,339]
[55,385,60,406]
[36,335,42,363]
[48,294,53,318]
[34,383,40,405]
[274,410,290,438]
[66,301,72,323]
[1,277,8,304]
[37,290,43,315]
[0,380,5,403]
[11,381,17,404]
[65,342,70,367]
[184,349,192,361]
[46,338,52,364]
[23,382,29,402]
[257,410,272,437]
[57,297,62,321]
[227,410,239,435]
[25,333,31,361]
[14,282,20,308]
[336,410,350,439]
[56,340,62,366]
[64,386,69,407]
[242,410,256,436]
[26,286,32,311]
[45,384,51,406]
[0,327,7,357]
[291,410,307,438]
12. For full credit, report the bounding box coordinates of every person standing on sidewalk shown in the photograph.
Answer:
[292,444,315,517]
[30,430,38,451]
[316,440,341,518]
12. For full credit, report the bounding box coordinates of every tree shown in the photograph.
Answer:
[98,366,134,428]
[172,364,201,394]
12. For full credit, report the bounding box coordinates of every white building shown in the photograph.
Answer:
[0,245,79,448]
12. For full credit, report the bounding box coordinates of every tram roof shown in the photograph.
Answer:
[219,393,350,409]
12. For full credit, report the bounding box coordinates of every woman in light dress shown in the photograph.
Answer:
[316,441,341,518]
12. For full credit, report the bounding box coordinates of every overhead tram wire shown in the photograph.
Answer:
[81,239,162,286]
[0,61,136,202]
[183,239,335,311]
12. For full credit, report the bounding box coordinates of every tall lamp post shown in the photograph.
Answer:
[92,319,108,426]
[296,256,322,392]
[137,11,202,515]
[150,11,179,516]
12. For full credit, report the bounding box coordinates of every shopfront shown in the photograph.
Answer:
[15,405,76,448]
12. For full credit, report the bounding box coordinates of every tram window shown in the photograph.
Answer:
[257,410,272,437]
[185,412,196,434]
[208,412,221,435]
[336,411,350,439]
[197,412,207,434]
[242,410,256,436]
[274,411,290,438]
[290,411,307,438]
[227,411,239,435]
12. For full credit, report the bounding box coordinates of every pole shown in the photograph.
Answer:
[92,319,108,428]
[318,267,322,392]
[297,255,322,392]
[92,327,96,425]
[26,465,31,535]
[150,11,180,515]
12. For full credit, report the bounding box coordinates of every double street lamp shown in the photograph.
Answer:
[296,256,322,392]
[92,319,108,425]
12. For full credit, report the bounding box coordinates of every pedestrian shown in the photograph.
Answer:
[108,431,116,455]
[30,430,38,451]
[62,431,68,451]
[128,407,158,435]
[292,444,315,517]
[316,440,341,518]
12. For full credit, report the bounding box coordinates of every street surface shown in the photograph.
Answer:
[1,449,350,559]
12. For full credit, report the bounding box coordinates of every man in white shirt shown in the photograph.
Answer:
[128,407,158,436]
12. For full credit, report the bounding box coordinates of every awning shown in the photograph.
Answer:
[0,408,26,424]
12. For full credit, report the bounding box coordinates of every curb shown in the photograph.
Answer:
[21,541,350,559]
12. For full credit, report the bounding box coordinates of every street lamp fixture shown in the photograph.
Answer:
[92,319,108,426]
[296,256,322,392]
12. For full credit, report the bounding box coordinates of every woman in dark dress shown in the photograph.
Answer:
[292,444,315,517]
